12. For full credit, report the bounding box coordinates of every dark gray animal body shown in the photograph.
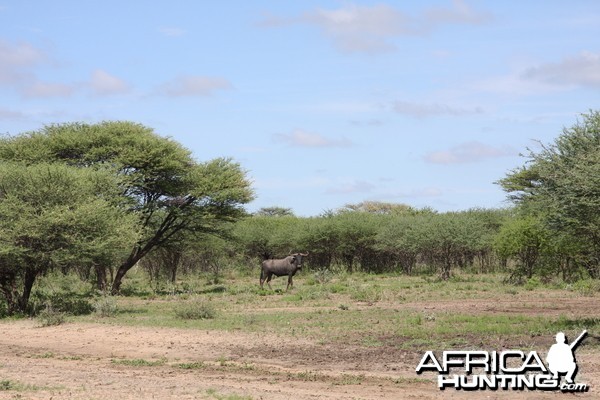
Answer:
[260,253,309,290]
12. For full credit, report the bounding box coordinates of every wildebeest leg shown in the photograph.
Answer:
[286,275,293,291]
[259,269,265,289]
[266,273,273,290]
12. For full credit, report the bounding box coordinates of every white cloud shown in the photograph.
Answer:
[0,39,75,98]
[307,4,415,53]
[0,39,44,69]
[424,141,517,164]
[158,75,233,97]
[273,129,352,148]
[521,51,600,89]
[90,69,130,96]
[22,81,74,98]
[473,51,600,96]
[392,100,483,118]
[0,39,45,86]
[261,1,490,54]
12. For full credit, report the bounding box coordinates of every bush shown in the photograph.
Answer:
[571,279,600,296]
[37,305,66,327]
[312,269,333,284]
[175,298,216,320]
[93,294,118,317]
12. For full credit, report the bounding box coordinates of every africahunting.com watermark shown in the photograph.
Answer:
[415,330,589,392]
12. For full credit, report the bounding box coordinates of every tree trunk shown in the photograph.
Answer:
[95,265,107,291]
[0,276,18,315]
[110,202,193,294]
[111,245,152,294]
[17,268,38,314]
[111,261,133,295]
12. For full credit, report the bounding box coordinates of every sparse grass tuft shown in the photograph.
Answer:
[37,305,66,327]
[93,294,118,317]
[205,388,254,400]
[176,361,206,369]
[175,297,217,320]
[111,358,166,367]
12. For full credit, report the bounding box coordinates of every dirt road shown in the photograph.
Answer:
[1,317,598,399]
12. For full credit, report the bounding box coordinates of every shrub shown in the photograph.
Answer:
[93,294,118,317]
[37,305,66,327]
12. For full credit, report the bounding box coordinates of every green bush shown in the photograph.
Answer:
[571,279,600,296]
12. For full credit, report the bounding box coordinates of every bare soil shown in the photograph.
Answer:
[1,296,599,399]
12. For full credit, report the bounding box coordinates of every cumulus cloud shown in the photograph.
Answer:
[89,69,131,96]
[424,141,517,164]
[392,100,483,118]
[473,51,600,96]
[158,75,233,97]
[305,4,415,53]
[260,1,490,54]
[521,51,600,88]
[273,129,353,148]
[0,39,76,98]
[0,39,45,86]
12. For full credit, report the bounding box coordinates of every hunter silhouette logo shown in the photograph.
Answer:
[415,330,589,392]
[547,330,586,385]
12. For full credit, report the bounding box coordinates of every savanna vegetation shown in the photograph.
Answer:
[1,111,600,318]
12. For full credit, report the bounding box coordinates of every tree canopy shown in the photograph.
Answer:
[0,121,254,293]
[499,111,600,277]
[0,163,139,313]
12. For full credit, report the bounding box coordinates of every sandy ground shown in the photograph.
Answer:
[1,297,599,399]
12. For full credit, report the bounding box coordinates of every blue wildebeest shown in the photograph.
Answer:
[260,252,309,290]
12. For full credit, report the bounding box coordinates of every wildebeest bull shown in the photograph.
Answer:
[260,252,309,290]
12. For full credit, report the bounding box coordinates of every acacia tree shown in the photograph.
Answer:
[498,111,600,278]
[0,163,139,314]
[0,121,254,293]
[493,216,548,279]
[375,215,422,274]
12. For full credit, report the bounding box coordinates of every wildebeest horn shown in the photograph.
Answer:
[300,252,309,256]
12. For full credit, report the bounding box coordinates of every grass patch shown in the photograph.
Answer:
[111,358,167,367]
[176,361,206,369]
[205,388,254,400]
[0,379,45,392]
[48,270,595,354]
[175,297,217,320]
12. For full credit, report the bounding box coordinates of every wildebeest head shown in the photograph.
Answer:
[289,252,309,269]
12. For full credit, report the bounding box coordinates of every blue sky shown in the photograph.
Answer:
[1,1,599,216]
